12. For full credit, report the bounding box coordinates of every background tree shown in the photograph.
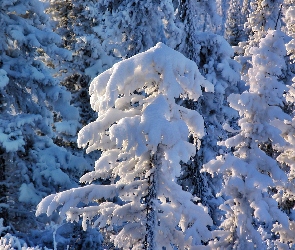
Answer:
[0,0,94,248]
[236,0,284,82]
[97,0,182,58]
[285,1,295,77]
[215,0,229,34]
[269,4,295,246]
[204,30,292,249]
[245,0,283,47]
[177,0,222,53]
[175,0,241,228]
[225,0,244,46]
[45,0,114,127]
[240,0,251,33]
[37,43,214,249]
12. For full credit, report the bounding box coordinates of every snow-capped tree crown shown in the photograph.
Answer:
[78,42,214,154]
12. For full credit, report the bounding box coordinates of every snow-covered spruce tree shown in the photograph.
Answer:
[0,0,91,248]
[240,0,251,31]
[187,32,240,222]
[37,43,214,249]
[176,1,241,226]
[177,0,222,40]
[46,2,182,247]
[282,0,295,36]
[235,0,283,82]
[267,5,295,246]
[215,0,229,35]
[225,0,244,46]
[45,0,114,127]
[245,0,283,48]
[204,30,292,249]
[95,0,182,59]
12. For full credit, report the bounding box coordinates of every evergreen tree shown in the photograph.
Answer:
[216,0,230,35]
[98,0,182,58]
[44,1,186,247]
[0,0,91,248]
[180,32,241,227]
[176,0,241,227]
[177,0,222,40]
[272,76,295,248]
[236,0,283,83]
[204,30,292,249]
[37,43,214,249]
[225,0,244,46]
[241,0,251,31]
[46,0,114,127]
[269,4,295,247]
[245,0,283,47]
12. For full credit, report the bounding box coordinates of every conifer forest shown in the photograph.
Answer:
[1,0,295,249]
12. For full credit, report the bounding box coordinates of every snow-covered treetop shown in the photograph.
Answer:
[245,0,283,47]
[237,0,284,83]
[88,42,213,112]
[228,30,289,147]
[78,42,214,154]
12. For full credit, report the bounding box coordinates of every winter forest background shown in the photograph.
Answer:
[1,0,295,249]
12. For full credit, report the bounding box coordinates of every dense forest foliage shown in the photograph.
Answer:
[0,0,295,249]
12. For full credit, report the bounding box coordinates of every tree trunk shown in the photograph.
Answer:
[0,150,8,226]
[144,145,162,250]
